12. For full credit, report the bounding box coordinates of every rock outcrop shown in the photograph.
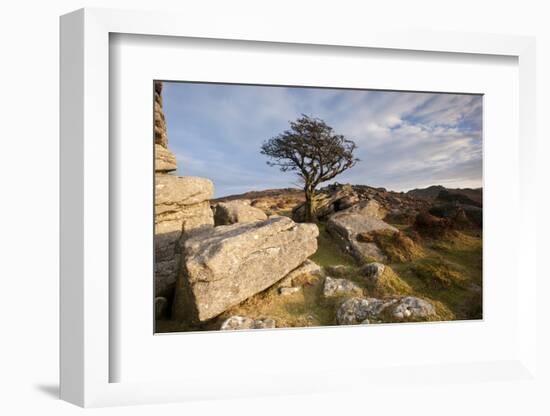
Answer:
[154,81,177,173]
[155,175,214,299]
[391,296,436,320]
[213,199,267,225]
[155,144,177,172]
[292,184,359,222]
[336,296,437,325]
[336,297,397,325]
[340,199,385,219]
[220,316,276,330]
[326,211,398,263]
[172,216,319,323]
[153,81,215,304]
[154,81,168,148]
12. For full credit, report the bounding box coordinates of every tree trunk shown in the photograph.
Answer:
[304,186,316,223]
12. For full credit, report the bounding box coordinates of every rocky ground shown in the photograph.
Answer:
[156,182,483,333]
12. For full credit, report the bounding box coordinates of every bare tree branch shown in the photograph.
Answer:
[260,115,359,222]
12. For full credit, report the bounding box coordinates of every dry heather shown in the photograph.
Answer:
[365,229,424,263]
[411,258,467,289]
[414,211,457,239]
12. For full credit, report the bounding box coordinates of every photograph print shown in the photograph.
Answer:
[154,81,483,333]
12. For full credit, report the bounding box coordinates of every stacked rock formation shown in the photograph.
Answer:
[154,81,320,324]
[154,82,177,172]
[154,81,215,303]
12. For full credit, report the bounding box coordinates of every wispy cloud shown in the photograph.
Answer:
[163,82,482,197]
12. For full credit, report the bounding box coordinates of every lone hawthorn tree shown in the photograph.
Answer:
[261,115,358,222]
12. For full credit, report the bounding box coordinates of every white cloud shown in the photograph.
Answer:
[163,83,482,196]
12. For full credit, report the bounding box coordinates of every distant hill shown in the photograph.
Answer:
[406,185,446,200]
[213,188,303,203]
[407,186,482,206]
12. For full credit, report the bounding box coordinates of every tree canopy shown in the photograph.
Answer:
[261,115,358,221]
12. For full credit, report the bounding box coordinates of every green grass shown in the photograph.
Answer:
[410,257,467,289]
[310,223,358,268]
[156,221,483,332]
[389,229,482,320]
[365,266,413,298]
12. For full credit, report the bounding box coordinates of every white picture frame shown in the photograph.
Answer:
[60,7,538,408]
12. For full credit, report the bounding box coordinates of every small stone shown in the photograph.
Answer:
[220,316,276,330]
[220,316,255,330]
[253,318,276,329]
[323,276,363,298]
[362,262,386,281]
[279,287,302,296]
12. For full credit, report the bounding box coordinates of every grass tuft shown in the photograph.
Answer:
[365,266,413,298]
[369,230,424,263]
[311,223,358,268]
[411,257,467,289]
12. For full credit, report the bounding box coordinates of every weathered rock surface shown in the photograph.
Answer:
[155,174,215,298]
[292,184,359,222]
[156,174,214,212]
[336,296,436,325]
[154,81,168,148]
[361,262,386,281]
[340,199,385,219]
[336,297,397,325]
[153,81,218,308]
[155,253,181,298]
[172,216,319,323]
[214,199,268,225]
[155,144,177,172]
[277,259,322,288]
[155,297,168,319]
[220,316,276,330]
[391,296,436,320]
[326,211,398,262]
[323,276,363,298]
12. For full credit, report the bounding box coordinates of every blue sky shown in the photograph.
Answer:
[162,82,482,198]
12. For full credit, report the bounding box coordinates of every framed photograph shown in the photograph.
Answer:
[60,8,538,408]
[153,80,484,334]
